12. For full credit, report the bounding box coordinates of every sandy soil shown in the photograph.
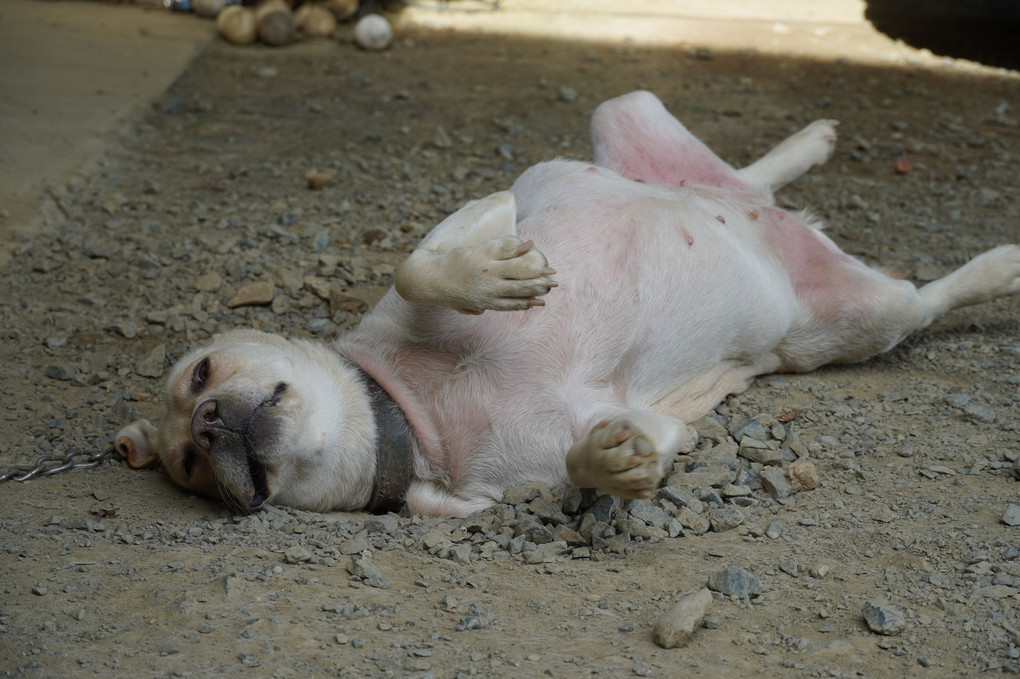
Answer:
[1,2,1018,677]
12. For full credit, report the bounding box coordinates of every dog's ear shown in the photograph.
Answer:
[115,419,160,469]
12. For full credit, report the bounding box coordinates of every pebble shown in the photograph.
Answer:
[1002,504,1020,527]
[350,556,389,589]
[353,14,393,51]
[501,481,552,505]
[227,282,275,308]
[456,603,492,631]
[45,365,72,381]
[809,564,831,579]
[653,588,713,648]
[707,566,763,599]
[760,466,795,500]
[862,601,907,635]
[284,545,312,564]
[786,459,820,491]
[306,171,335,190]
[730,416,769,442]
[738,445,784,466]
[708,506,744,532]
[136,344,166,379]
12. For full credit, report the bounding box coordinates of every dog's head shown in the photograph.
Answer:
[115,329,375,512]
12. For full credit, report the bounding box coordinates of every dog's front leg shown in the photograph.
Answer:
[566,411,696,500]
[394,191,557,314]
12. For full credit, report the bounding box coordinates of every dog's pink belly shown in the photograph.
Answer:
[505,164,800,404]
[346,163,823,495]
[407,174,799,474]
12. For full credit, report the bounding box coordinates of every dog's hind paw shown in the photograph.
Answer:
[566,417,663,499]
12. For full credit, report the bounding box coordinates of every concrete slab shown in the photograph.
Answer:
[0,0,212,239]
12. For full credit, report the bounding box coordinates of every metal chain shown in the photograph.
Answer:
[0,446,117,483]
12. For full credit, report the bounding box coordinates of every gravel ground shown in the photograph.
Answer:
[1,15,1019,679]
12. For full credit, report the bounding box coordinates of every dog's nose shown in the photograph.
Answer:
[191,399,222,450]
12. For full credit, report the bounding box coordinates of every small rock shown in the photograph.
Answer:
[760,466,795,500]
[45,365,72,381]
[675,507,711,535]
[862,601,907,635]
[433,125,453,149]
[786,459,820,491]
[707,566,763,599]
[765,522,782,539]
[809,564,831,578]
[227,281,275,308]
[327,289,368,316]
[502,482,553,505]
[364,515,399,534]
[306,171,335,190]
[708,506,745,532]
[350,556,389,589]
[558,86,578,103]
[653,588,713,648]
[284,545,313,564]
[691,415,728,440]
[729,416,769,442]
[738,446,784,465]
[870,506,897,523]
[963,402,996,424]
[456,603,492,631]
[1002,504,1020,527]
[657,485,704,514]
[136,343,167,379]
[353,13,392,50]
[584,493,620,523]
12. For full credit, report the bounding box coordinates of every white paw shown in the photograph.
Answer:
[458,237,557,313]
[567,418,663,499]
[790,119,839,168]
[967,243,1020,298]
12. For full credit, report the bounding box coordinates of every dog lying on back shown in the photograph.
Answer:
[116,91,1020,517]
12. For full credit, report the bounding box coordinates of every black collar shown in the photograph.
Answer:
[358,369,415,514]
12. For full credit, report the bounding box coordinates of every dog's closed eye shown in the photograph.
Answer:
[191,357,211,394]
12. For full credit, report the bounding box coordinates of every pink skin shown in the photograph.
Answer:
[338,92,939,514]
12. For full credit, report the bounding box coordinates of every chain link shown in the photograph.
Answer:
[1,446,117,483]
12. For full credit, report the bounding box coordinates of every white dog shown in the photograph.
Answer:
[116,91,1019,517]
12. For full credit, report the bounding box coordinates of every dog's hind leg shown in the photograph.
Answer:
[394,191,557,313]
[565,410,697,500]
[773,233,1020,371]
[591,91,761,197]
[738,119,839,195]
[916,244,1020,322]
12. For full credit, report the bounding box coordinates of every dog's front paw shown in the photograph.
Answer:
[566,418,663,499]
[459,237,557,313]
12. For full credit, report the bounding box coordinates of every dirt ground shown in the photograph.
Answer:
[1,2,1019,678]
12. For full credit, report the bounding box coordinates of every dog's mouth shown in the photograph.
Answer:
[191,387,286,512]
[245,443,270,509]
